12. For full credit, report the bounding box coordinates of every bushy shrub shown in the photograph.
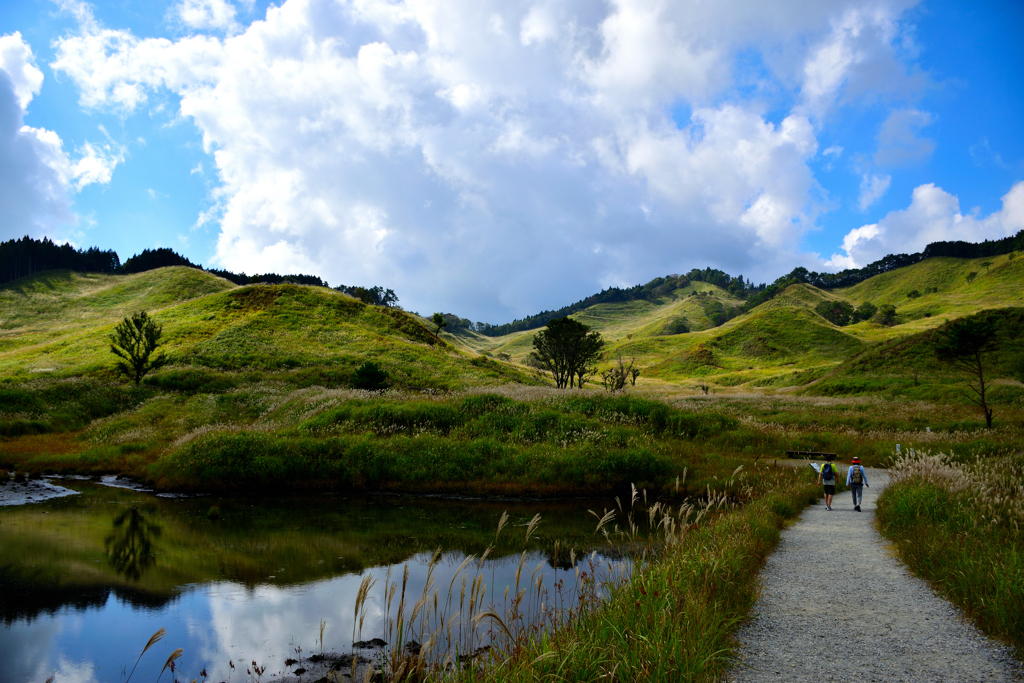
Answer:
[351,361,389,391]
[814,300,854,326]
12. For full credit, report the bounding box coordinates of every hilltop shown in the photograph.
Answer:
[461,252,1024,397]
[0,266,531,388]
[0,240,1022,495]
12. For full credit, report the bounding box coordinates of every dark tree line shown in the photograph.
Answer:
[334,284,399,307]
[0,238,331,289]
[0,236,120,284]
[123,247,328,287]
[476,230,1024,336]
[922,230,1024,259]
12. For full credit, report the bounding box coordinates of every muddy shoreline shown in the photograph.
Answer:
[0,473,80,506]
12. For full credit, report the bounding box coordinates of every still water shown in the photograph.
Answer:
[1,481,633,683]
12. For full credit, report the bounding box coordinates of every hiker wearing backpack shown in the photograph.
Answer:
[847,457,869,511]
[817,454,838,511]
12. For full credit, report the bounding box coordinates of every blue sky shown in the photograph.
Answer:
[1,0,1022,322]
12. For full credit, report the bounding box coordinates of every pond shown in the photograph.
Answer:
[1,480,640,683]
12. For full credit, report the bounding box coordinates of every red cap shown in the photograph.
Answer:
[852,457,861,464]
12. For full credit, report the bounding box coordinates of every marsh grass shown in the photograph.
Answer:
[334,467,806,683]
[437,466,819,682]
[143,393,756,494]
[877,450,1024,653]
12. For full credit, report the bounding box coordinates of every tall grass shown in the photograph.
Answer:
[147,394,743,494]
[877,450,1024,652]
[443,467,819,682]
[330,465,817,682]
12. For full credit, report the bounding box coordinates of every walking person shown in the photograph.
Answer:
[847,457,869,511]
[817,454,838,511]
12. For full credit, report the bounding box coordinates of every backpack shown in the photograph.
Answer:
[821,463,835,481]
[851,466,863,485]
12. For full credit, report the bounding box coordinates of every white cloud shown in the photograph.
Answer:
[174,0,239,32]
[799,3,922,120]
[0,32,123,238]
[858,172,890,210]
[520,5,559,46]
[71,139,124,190]
[0,33,44,109]
[874,108,935,167]
[50,0,930,319]
[828,181,1024,268]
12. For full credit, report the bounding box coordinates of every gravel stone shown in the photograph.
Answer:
[726,469,1023,682]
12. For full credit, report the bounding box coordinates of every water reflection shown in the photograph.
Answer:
[105,507,162,581]
[0,482,640,682]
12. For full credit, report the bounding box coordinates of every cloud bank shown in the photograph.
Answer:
[828,181,1024,268]
[47,0,954,320]
[0,31,123,240]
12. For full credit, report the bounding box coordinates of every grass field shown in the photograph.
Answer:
[1,257,1023,680]
[877,450,1024,654]
[460,254,1024,396]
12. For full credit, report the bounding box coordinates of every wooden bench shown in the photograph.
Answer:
[785,450,837,459]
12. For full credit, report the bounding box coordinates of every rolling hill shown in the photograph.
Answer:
[460,252,1024,393]
[0,250,1021,489]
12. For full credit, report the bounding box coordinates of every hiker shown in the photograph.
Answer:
[817,454,838,511]
[847,457,869,511]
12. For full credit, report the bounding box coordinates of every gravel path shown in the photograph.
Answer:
[727,468,1023,682]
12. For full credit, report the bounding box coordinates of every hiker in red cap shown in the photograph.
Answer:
[846,457,869,511]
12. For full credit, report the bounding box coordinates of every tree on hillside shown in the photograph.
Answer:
[814,300,854,326]
[966,272,978,284]
[530,317,604,389]
[351,361,389,391]
[873,304,898,326]
[336,285,398,307]
[601,356,636,392]
[934,316,998,428]
[110,311,168,386]
[852,301,877,323]
[431,312,447,339]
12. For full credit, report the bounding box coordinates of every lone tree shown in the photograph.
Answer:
[934,315,998,428]
[530,317,604,389]
[431,312,447,339]
[110,311,168,386]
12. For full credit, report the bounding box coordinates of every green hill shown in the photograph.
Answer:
[806,307,1024,402]
[464,254,1024,392]
[1,253,1022,490]
[0,268,537,475]
[0,267,530,386]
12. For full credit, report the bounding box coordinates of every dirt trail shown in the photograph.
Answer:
[727,468,1022,682]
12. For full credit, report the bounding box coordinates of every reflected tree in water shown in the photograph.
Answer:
[105,507,162,581]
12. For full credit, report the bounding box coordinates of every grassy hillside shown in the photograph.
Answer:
[1,255,1022,490]
[0,267,529,388]
[806,307,1024,402]
[467,255,1024,392]
[0,268,542,480]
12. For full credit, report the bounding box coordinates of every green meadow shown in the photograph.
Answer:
[1,252,1023,676]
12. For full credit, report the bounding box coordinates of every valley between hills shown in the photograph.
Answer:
[1,244,1022,680]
